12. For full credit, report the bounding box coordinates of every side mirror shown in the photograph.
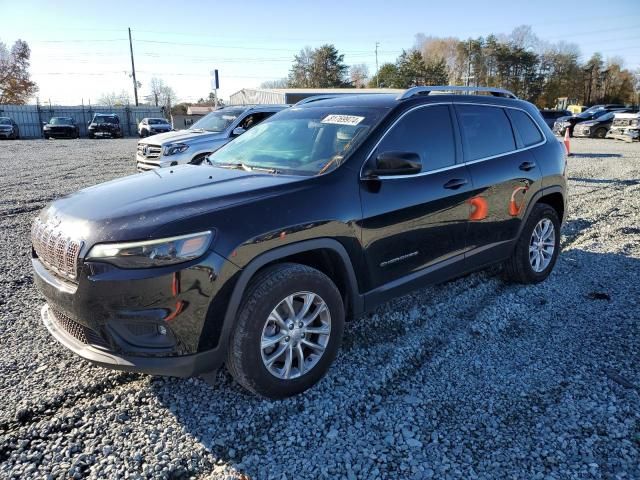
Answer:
[231,126,246,137]
[364,151,422,178]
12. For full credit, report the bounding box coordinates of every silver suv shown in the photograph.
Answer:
[136,105,287,171]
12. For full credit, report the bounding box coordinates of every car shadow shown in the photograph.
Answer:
[568,177,640,186]
[148,248,640,479]
[569,153,622,158]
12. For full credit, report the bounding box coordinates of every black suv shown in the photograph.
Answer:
[43,117,80,139]
[32,87,567,398]
[88,113,122,138]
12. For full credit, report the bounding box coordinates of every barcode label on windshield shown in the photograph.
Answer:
[321,115,364,126]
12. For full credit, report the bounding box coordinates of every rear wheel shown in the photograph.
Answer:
[503,203,560,284]
[226,263,344,398]
[594,127,607,139]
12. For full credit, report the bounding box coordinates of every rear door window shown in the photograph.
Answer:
[507,109,544,147]
[456,105,516,161]
[374,105,456,172]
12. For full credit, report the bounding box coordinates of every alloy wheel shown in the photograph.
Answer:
[529,218,555,272]
[260,291,331,380]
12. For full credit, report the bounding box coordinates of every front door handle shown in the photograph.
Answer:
[519,161,536,171]
[443,178,468,190]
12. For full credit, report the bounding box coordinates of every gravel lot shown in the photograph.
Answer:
[0,137,639,479]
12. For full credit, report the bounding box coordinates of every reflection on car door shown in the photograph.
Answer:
[359,104,474,304]
[455,104,543,267]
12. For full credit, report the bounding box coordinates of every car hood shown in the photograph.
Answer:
[38,165,306,246]
[613,113,639,120]
[578,120,600,127]
[556,116,573,123]
[138,129,226,146]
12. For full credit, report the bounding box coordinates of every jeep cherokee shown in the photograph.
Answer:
[32,86,567,398]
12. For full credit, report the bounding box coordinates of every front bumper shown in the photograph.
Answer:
[136,150,192,172]
[41,304,224,376]
[606,128,639,142]
[0,130,14,138]
[33,250,240,377]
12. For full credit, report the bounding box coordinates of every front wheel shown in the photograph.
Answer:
[503,203,561,284]
[226,263,345,398]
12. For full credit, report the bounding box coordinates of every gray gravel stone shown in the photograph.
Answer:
[0,138,639,479]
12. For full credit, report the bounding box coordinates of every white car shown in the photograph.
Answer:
[135,105,287,171]
[138,117,173,138]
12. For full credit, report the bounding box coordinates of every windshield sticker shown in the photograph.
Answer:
[222,115,236,120]
[321,114,365,126]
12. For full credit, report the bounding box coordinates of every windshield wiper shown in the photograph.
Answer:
[213,162,279,174]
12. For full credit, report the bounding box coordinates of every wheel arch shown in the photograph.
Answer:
[216,239,363,354]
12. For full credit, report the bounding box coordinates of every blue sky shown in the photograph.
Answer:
[1,0,638,104]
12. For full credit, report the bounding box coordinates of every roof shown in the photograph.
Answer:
[294,92,528,110]
[240,88,405,95]
[187,105,217,115]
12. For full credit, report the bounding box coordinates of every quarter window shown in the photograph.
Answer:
[456,105,516,161]
[374,105,456,172]
[508,109,543,147]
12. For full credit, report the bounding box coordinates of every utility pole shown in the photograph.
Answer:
[466,39,472,89]
[375,42,380,88]
[128,28,139,106]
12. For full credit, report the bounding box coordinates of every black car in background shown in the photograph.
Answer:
[0,117,20,139]
[539,109,571,129]
[88,114,122,139]
[43,117,80,139]
[553,108,625,136]
[32,86,568,398]
[573,109,637,138]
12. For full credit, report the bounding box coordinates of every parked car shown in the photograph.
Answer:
[138,117,172,137]
[539,109,571,129]
[0,117,20,139]
[135,105,287,171]
[606,111,640,142]
[553,108,625,137]
[32,86,567,398]
[88,113,122,139]
[582,104,626,114]
[43,117,80,139]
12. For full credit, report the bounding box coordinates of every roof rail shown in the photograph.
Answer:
[397,86,518,100]
[294,95,340,106]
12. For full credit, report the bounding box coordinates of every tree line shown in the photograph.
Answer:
[265,26,639,108]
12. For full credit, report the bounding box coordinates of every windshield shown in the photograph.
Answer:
[148,118,168,125]
[208,107,383,176]
[578,110,608,120]
[94,116,118,124]
[50,117,73,125]
[190,108,245,132]
[0,118,11,125]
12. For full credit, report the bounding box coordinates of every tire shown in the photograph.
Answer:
[594,127,607,139]
[226,263,345,398]
[43,135,49,140]
[503,203,561,284]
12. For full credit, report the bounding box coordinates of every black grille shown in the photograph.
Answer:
[50,308,109,349]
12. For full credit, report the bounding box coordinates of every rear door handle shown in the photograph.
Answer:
[519,161,536,171]
[443,178,468,190]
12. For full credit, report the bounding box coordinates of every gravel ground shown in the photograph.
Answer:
[0,137,639,479]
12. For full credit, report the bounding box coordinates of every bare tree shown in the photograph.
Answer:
[144,77,176,112]
[260,78,288,89]
[349,64,369,87]
[97,90,131,106]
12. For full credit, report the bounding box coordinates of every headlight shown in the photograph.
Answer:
[86,231,213,268]
[631,120,639,127]
[164,143,189,156]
